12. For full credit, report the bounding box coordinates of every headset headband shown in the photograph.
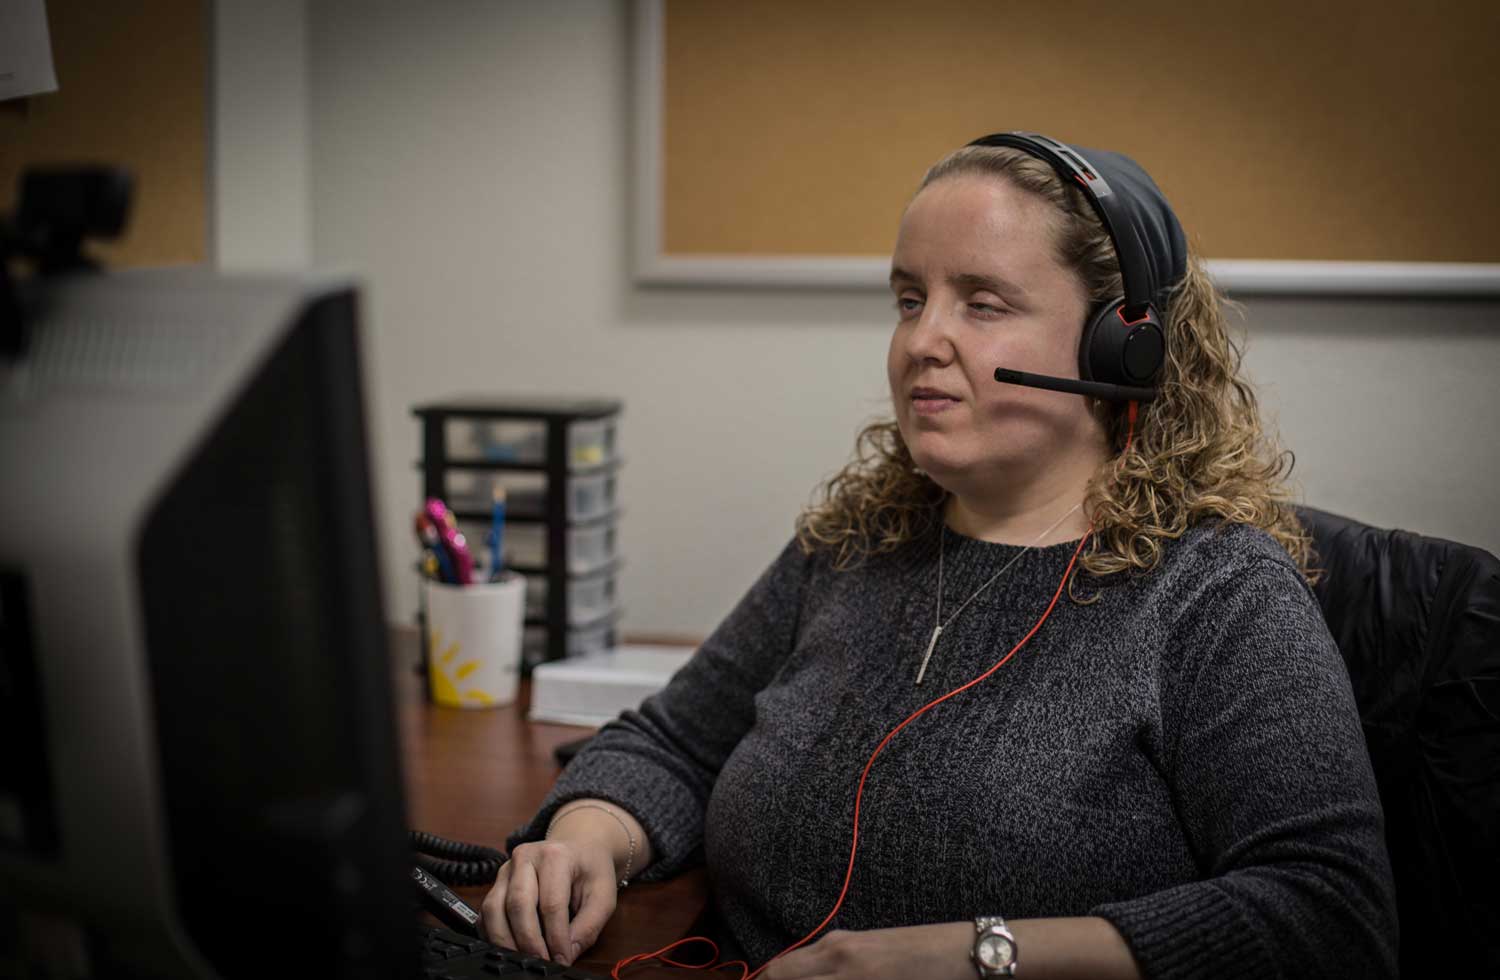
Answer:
[966,132,1155,319]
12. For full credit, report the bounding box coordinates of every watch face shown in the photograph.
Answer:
[977,933,1016,970]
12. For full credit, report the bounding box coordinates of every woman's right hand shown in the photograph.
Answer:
[480,837,618,967]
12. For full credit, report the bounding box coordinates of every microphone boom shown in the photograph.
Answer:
[993,367,1155,403]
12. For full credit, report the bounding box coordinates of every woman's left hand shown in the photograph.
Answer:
[759,922,974,980]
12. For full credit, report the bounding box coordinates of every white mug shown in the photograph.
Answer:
[421,575,525,708]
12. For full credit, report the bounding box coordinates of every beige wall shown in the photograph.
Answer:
[213,0,309,269]
[213,1,1499,636]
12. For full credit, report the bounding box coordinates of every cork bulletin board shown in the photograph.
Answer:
[633,0,1500,293]
[0,0,209,269]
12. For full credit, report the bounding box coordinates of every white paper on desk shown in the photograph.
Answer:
[529,645,694,727]
[0,0,59,102]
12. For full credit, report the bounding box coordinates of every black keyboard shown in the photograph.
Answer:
[418,922,610,979]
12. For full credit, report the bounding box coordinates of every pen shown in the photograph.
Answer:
[485,486,506,583]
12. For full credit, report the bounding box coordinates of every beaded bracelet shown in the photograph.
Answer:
[546,802,637,888]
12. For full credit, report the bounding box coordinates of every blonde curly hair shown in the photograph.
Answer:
[795,144,1316,590]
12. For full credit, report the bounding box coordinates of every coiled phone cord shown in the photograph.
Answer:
[410,830,506,887]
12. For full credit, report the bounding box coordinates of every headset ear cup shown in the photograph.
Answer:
[1077,299,1124,384]
[1081,298,1165,387]
[1121,315,1165,384]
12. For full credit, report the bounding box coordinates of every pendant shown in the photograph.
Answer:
[914,625,943,686]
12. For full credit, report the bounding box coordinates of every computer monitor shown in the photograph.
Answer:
[0,269,416,978]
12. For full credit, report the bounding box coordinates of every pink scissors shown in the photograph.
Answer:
[423,498,474,585]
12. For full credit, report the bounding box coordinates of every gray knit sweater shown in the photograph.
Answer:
[509,521,1398,978]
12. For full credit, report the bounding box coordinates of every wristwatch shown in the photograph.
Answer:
[972,915,1018,977]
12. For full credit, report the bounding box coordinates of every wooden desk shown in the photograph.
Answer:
[395,660,708,977]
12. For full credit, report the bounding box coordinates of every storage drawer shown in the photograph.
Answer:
[446,417,617,469]
[495,521,617,574]
[445,470,543,515]
[566,471,616,520]
[444,469,616,522]
[524,572,617,626]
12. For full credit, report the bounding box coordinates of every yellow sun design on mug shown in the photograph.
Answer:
[427,628,496,707]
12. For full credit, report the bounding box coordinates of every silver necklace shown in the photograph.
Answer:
[914,502,1083,686]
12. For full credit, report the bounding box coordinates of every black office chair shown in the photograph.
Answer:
[1296,506,1500,977]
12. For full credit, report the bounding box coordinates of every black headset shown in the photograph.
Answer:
[967,132,1166,403]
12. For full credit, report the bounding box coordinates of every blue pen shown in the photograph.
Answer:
[485,487,506,582]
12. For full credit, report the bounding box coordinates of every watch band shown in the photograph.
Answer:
[972,915,1019,978]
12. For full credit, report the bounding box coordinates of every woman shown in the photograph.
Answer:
[483,134,1398,979]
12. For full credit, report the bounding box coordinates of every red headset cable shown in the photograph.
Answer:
[612,402,1140,979]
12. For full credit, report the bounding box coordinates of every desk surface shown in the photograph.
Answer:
[396,658,707,977]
